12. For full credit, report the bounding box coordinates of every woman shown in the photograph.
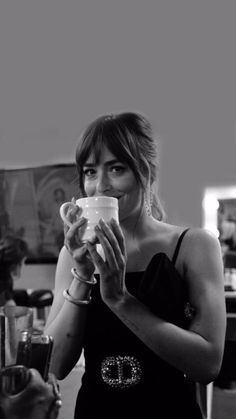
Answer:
[45,112,226,418]
[0,235,28,306]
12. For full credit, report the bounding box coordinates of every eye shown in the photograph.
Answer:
[110,165,126,174]
[83,168,96,177]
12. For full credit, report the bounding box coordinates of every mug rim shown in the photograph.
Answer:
[76,196,118,208]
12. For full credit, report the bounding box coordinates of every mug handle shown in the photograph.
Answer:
[59,202,75,227]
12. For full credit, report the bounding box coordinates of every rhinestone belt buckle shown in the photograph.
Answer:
[101,355,142,389]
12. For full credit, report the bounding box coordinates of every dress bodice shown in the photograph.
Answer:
[74,251,202,419]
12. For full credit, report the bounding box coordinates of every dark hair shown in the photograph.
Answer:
[0,235,28,280]
[75,112,166,221]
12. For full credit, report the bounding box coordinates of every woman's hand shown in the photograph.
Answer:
[63,201,95,278]
[86,218,127,305]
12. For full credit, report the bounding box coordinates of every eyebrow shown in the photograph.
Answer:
[83,159,122,167]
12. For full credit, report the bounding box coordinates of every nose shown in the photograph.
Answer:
[95,171,111,195]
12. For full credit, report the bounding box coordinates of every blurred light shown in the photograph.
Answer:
[202,195,219,211]
[202,186,236,237]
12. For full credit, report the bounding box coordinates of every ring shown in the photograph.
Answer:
[55,399,62,408]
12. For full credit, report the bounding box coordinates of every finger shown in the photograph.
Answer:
[28,368,45,385]
[48,399,62,419]
[47,373,61,398]
[29,369,61,405]
[88,234,99,245]
[67,204,81,224]
[110,218,126,257]
[66,217,87,245]
[63,208,86,253]
[17,368,51,398]
[97,219,125,267]
[74,217,88,243]
[86,242,107,274]
[46,374,62,418]
[94,224,119,269]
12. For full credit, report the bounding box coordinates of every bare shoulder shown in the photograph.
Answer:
[150,221,221,255]
[179,227,224,283]
[183,227,222,255]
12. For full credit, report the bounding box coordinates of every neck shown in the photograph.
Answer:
[120,207,155,242]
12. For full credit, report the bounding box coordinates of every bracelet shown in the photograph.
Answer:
[71,267,97,285]
[63,289,92,306]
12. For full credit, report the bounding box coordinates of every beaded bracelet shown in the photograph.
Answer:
[71,267,97,285]
[63,289,92,306]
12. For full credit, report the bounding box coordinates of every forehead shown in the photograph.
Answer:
[84,145,118,164]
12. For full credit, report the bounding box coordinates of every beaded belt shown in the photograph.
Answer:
[101,355,142,389]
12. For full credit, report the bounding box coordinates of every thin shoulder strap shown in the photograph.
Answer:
[172,228,190,266]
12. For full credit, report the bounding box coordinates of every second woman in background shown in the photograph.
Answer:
[0,235,28,306]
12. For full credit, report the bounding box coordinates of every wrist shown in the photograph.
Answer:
[105,291,132,313]
[63,289,92,306]
[69,267,96,300]
[71,267,97,285]
[69,278,92,300]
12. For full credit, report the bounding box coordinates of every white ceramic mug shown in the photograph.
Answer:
[59,196,119,242]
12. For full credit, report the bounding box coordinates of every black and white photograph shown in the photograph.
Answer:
[1,2,236,419]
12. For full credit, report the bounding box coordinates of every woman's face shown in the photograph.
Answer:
[82,146,143,222]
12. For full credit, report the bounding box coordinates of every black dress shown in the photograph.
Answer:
[74,229,203,418]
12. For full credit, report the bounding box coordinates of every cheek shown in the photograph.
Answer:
[84,181,94,196]
[117,174,137,192]
[124,178,140,195]
[119,186,142,210]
